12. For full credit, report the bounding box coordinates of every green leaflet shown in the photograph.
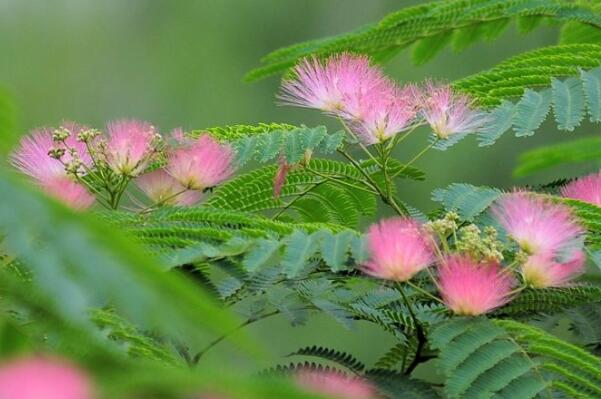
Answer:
[582,66,601,122]
[246,0,601,81]
[513,88,552,137]
[552,77,586,131]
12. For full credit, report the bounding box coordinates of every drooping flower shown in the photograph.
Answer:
[363,217,435,282]
[278,53,389,117]
[522,250,586,288]
[421,82,485,139]
[167,134,235,190]
[9,129,95,210]
[0,356,95,399]
[491,192,585,259]
[351,84,420,144]
[104,119,159,176]
[136,169,202,206]
[561,172,601,206]
[438,255,515,316]
[296,370,376,399]
[273,156,291,198]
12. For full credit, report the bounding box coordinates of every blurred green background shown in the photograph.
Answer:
[0,0,596,370]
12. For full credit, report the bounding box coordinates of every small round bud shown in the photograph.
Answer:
[48,147,66,160]
[52,128,70,142]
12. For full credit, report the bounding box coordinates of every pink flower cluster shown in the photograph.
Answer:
[364,192,587,315]
[10,121,235,210]
[279,53,484,144]
[0,356,95,399]
[492,192,586,288]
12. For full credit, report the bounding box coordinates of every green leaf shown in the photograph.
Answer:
[552,77,585,131]
[513,136,601,177]
[431,183,502,221]
[581,66,601,122]
[512,88,552,137]
[281,230,320,278]
[478,100,515,146]
[0,173,256,356]
[412,32,452,65]
[319,230,355,272]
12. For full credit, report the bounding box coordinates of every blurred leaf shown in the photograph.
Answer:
[0,171,260,360]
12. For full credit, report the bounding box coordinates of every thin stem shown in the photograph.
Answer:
[191,310,280,365]
[338,117,380,166]
[305,167,378,194]
[391,139,438,179]
[337,148,407,216]
[397,284,426,375]
[272,181,325,219]
[405,280,444,304]
[138,188,190,214]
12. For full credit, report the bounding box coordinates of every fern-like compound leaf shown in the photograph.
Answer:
[512,88,552,137]
[552,77,586,131]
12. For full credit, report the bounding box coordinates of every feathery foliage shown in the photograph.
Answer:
[246,0,601,82]
[431,317,601,398]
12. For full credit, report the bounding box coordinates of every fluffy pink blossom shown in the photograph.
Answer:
[0,356,95,399]
[351,85,419,144]
[167,134,235,190]
[491,192,585,258]
[561,172,601,206]
[44,177,96,210]
[363,217,435,282]
[9,129,95,210]
[105,119,158,176]
[279,53,389,117]
[421,82,485,139]
[296,370,376,399]
[522,250,586,288]
[438,255,515,316]
[136,169,202,206]
[10,129,65,182]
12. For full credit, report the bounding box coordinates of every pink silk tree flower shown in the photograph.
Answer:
[10,130,95,210]
[10,129,66,183]
[44,176,96,210]
[438,255,515,316]
[105,119,158,176]
[421,82,485,139]
[561,172,601,206]
[0,356,95,399]
[491,192,585,258]
[522,250,586,288]
[278,53,389,117]
[136,169,202,206]
[363,217,435,282]
[352,85,420,144]
[167,134,235,190]
[296,370,376,399]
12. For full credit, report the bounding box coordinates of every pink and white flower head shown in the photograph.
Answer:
[363,217,435,282]
[352,85,419,144]
[421,82,485,139]
[438,255,515,316]
[9,129,95,210]
[561,172,601,207]
[278,53,388,117]
[296,370,376,399]
[522,250,586,288]
[491,192,585,258]
[104,119,159,176]
[0,356,95,399]
[167,134,235,190]
[136,169,202,207]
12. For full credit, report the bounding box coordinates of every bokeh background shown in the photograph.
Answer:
[0,0,594,373]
